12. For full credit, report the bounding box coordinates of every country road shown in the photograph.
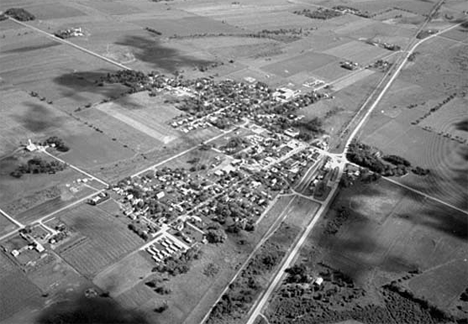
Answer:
[10,18,132,71]
[246,161,345,324]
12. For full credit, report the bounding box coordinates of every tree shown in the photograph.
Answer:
[206,228,227,243]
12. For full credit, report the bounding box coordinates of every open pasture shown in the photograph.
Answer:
[0,87,133,178]
[178,2,315,31]
[82,0,143,16]
[132,16,243,37]
[399,37,468,93]
[331,69,375,92]
[441,27,468,43]
[419,97,468,141]
[26,253,87,295]
[407,259,468,310]
[57,204,144,278]
[315,178,467,316]
[94,95,180,145]
[361,121,467,209]
[283,196,320,229]
[0,153,82,214]
[93,252,153,297]
[322,40,390,65]
[260,51,339,78]
[0,214,17,237]
[21,3,86,21]
[341,20,414,43]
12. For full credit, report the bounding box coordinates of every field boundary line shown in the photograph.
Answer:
[383,177,468,216]
[41,149,109,187]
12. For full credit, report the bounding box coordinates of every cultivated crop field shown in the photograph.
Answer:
[57,204,144,278]
[0,253,42,323]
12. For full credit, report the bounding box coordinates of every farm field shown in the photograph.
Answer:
[0,155,84,216]
[260,52,339,78]
[93,252,154,298]
[0,0,466,323]
[56,204,145,279]
[0,253,43,323]
[357,34,468,209]
[0,214,17,237]
[264,178,468,323]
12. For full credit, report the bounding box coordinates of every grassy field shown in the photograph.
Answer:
[264,177,468,322]
[93,252,153,297]
[57,204,144,278]
[0,214,17,237]
[356,35,468,209]
[260,51,339,78]
[0,152,84,215]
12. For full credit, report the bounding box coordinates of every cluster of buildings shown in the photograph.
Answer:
[341,61,359,71]
[145,235,187,263]
[54,27,84,39]
[142,74,325,138]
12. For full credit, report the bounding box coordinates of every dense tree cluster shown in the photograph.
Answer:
[43,136,70,152]
[411,166,430,176]
[207,243,285,323]
[382,155,411,167]
[205,223,227,244]
[347,142,408,176]
[267,269,454,324]
[153,247,201,276]
[10,157,66,178]
[145,278,171,295]
[4,8,35,21]
[293,8,342,20]
[347,142,431,178]
[324,206,350,235]
[128,221,150,241]
[99,70,149,92]
[285,264,312,284]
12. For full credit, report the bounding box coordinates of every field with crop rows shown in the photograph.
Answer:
[0,253,42,322]
[57,204,144,278]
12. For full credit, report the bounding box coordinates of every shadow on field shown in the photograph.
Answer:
[2,42,61,54]
[36,295,154,324]
[319,174,467,281]
[52,69,129,103]
[454,119,468,132]
[13,102,65,132]
[115,35,214,72]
